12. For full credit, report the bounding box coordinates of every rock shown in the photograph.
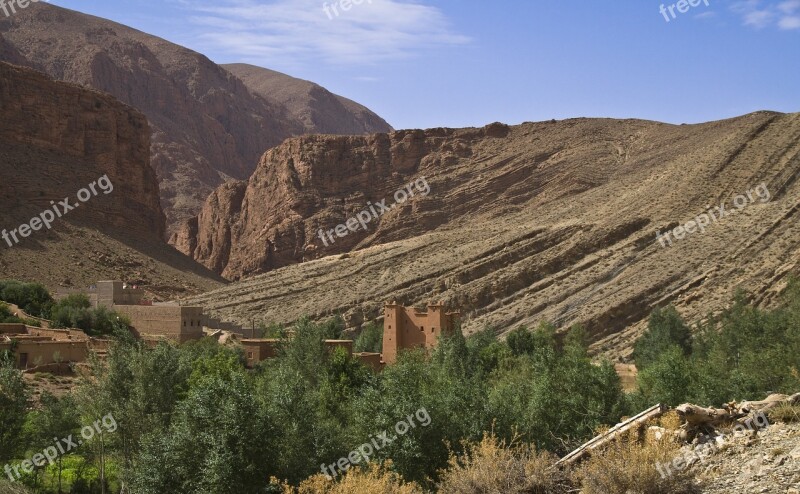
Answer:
[0,3,391,233]
[0,62,164,238]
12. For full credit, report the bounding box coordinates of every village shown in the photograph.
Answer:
[0,280,461,373]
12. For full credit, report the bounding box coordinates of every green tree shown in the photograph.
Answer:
[27,393,81,493]
[0,280,54,318]
[635,345,693,407]
[354,321,383,353]
[50,294,130,336]
[0,355,28,463]
[131,371,274,494]
[633,306,692,370]
[506,325,536,356]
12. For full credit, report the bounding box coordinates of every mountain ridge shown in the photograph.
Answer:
[0,3,392,234]
[179,111,800,359]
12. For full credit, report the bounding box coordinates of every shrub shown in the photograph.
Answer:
[767,404,800,424]
[0,280,54,318]
[506,325,536,356]
[0,480,33,493]
[0,355,29,463]
[634,345,694,407]
[49,293,130,336]
[437,432,569,494]
[573,430,698,494]
[292,462,423,494]
[0,302,24,324]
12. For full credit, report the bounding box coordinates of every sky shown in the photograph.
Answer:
[51,0,800,130]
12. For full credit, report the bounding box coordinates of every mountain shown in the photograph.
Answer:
[179,112,800,358]
[224,63,393,136]
[0,3,392,234]
[0,61,224,298]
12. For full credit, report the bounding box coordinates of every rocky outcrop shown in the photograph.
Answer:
[0,61,164,236]
[182,112,800,359]
[0,3,392,233]
[0,61,224,298]
[172,124,514,279]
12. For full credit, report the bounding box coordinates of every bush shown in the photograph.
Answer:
[0,280,54,318]
[0,480,33,493]
[634,345,694,407]
[506,325,536,356]
[437,432,569,494]
[573,430,698,494]
[50,293,130,336]
[291,462,423,494]
[767,404,800,424]
[0,302,24,324]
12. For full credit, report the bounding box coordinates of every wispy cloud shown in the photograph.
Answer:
[694,10,717,19]
[171,0,469,68]
[732,0,800,29]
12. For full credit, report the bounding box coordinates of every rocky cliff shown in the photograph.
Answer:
[0,61,163,236]
[171,123,518,279]
[182,112,800,359]
[0,61,223,297]
[0,3,392,233]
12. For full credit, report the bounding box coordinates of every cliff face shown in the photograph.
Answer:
[0,61,223,297]
[171,124,514,280]
[0,3,392,233]
[0,61,164,237]
[182,112,800,360]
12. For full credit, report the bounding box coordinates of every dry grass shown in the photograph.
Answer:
[574,429,699,494]
[437,432,570,494]
[0,481,32,494]
[767,404,800,424]
[270,462,423,494]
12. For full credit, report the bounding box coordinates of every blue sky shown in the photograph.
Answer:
[51,0,800,130]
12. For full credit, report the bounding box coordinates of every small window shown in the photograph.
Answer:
[247,352,253,359]
[183,321,186,327]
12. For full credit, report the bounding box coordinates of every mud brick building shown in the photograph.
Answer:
[77,280,253,343]
[113,305,206,343]
[382,301,460,364]
[0,323,109,370]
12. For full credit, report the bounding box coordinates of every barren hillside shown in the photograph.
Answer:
[225,63,393,135]
[183,112,800,358]
[0,3,391,233]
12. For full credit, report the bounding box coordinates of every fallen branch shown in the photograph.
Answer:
[556,403,667,466]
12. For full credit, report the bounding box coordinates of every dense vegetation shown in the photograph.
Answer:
[0,281,129,336]
[632,281,800,408]
[1,281,798,493]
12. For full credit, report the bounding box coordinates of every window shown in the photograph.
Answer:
[247,352,253,359]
